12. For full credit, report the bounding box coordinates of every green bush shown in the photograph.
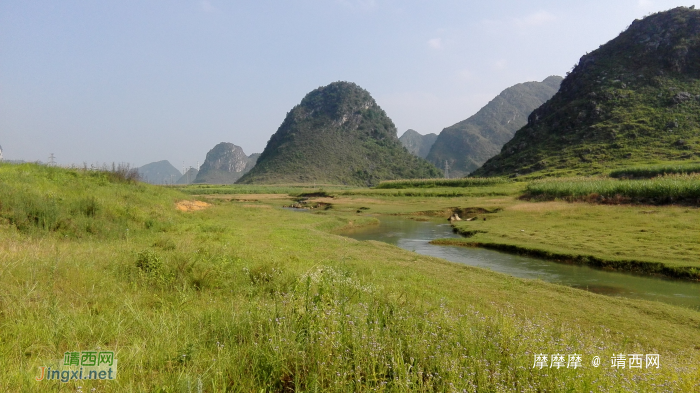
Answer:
[135,250,163,274]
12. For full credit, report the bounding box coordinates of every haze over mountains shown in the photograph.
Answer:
[238,82,441,186]
[137,160,182,185]
[399,129,438,159]
[426,76,563,177]
[474,6,700,177]
[177,167,199,185]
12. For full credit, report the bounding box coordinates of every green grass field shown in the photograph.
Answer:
[1,164,699,391]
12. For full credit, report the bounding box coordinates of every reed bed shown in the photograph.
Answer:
[610,162,700,179]
[375,177,509,189]
[175,184,345,195]
[525,175,700,204]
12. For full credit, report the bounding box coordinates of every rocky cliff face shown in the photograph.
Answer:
[473,7,700,177]
[426,76,562,177]
[237,81,441,186]
[194,143,258,184]
[399,129,438,159]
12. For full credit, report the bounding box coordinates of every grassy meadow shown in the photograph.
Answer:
[1,164,699,391]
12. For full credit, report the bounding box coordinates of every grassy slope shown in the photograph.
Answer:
[1,166,699,391]
[0,163,183,238]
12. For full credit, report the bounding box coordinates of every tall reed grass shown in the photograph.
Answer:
[375,177,509,189]
[525,175,700,204]
[175,184,348,195]
[610,162,700,179]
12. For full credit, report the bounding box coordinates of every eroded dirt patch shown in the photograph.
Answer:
[175,200,211,211]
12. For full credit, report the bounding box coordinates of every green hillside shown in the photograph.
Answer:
[427,76,562,177]
[474,7,700,177]
[237,82,442,186]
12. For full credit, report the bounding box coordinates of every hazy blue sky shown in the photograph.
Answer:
[1,0,696,169]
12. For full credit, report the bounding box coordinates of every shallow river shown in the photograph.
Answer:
[340,215,700,310]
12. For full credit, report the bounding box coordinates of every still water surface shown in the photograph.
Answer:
[340,216,700,310]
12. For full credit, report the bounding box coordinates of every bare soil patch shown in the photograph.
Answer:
[175,200,211,211]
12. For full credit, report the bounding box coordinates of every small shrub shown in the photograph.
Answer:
[78,196,99,217]
[136,250,163,274]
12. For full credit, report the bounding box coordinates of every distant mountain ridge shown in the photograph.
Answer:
[399,129,438,159]
[194,142,258,184]
[238,81,441,186]
[177,167,199,184]
[473,6,700,177]
[426,76,563,177]
[137,160,182,184]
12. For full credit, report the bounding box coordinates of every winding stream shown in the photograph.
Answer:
[340,215,700,310]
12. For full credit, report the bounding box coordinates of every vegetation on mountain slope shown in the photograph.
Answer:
[474,7,700,177]
[427,76,562,177]
[238,82,441,186]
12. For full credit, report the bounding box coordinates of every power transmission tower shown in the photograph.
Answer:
[48,153,56,167]
[444,160,450,179]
